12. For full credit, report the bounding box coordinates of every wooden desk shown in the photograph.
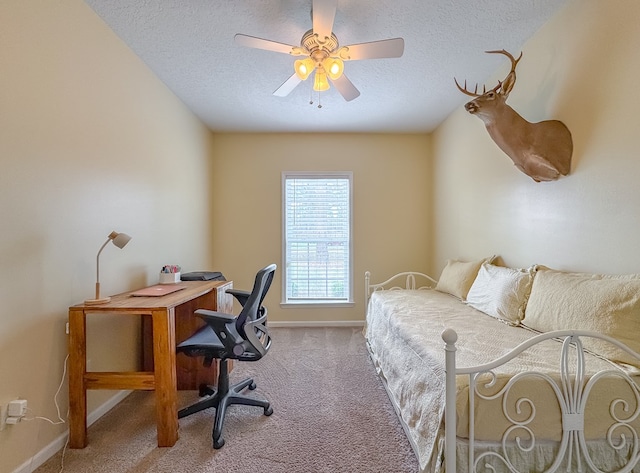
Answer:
[68,280,232,448]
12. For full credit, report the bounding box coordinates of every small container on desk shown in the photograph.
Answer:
[159,272,181,284]
[159,265,181,284]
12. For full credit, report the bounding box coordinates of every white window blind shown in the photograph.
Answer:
[283,172,352,304]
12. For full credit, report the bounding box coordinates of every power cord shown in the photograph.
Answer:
[23,353,69,473]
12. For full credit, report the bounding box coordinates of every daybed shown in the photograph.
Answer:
[364,260,640,473]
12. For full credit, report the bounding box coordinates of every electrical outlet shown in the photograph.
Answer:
[0,404,7,431]
[8,400,27,417]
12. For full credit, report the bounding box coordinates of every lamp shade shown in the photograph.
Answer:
[294,58,315,80]
[110,231,131,249]
[323,57,344,80]
[313,71,330,92]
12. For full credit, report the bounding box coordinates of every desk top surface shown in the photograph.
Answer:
[70,280,230,312]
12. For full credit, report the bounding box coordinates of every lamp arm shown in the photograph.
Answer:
[95,238,110,283]
[94,238,110,299]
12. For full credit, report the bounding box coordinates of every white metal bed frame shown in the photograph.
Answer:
[443,328,640,473]
[365,271,640,473]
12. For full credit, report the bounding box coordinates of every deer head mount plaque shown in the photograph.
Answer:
[455,50,572,182]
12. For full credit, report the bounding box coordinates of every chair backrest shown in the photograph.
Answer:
[234,264,276,360]
[235,264,277,337]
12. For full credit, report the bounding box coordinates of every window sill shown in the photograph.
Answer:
[280,302,355,309]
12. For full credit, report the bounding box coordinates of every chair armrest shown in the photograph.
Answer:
[195,309,242,352]
[195,309,235,323]
[227,289,251,307]
[195,309,236,332]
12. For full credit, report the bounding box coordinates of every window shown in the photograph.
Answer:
[282,172,353,305]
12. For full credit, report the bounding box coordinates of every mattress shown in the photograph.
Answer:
[364,289,640,472]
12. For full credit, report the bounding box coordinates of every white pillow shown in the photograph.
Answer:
[524,268,640,367]
[466,263,535,325]
[435,256,495,300]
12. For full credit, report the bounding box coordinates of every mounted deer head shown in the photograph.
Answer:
[455,50,572,182]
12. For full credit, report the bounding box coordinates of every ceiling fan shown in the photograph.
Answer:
[234,0,404,103]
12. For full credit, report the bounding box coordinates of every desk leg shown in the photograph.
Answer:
[152,308,179,447]
[68,308,87,448]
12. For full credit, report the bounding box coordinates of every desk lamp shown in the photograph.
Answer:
[85,231,131,305]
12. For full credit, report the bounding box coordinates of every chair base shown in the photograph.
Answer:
[178,359,272,449]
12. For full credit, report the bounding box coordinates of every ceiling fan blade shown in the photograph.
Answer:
[339,38,405,61]
[312,0,337,41]
[273,73,303,97]
[234,34,296,55]
[330,74,360,102]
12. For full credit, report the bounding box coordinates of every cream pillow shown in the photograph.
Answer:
[435,256,495,300]
[466,263,535,325]
[524,268,640,367]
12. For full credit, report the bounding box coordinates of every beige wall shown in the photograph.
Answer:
[432,0,640,276]
[0,1,215,471]
[210,133,432,323]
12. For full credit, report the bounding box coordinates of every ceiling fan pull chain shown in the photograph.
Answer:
[317,91,322,109]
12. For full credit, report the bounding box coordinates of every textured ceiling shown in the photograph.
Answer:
[84,0,568,133]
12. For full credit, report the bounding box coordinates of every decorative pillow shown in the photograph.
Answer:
[435,256,495,300]
[466,263,535,325]
[524,268,640,367]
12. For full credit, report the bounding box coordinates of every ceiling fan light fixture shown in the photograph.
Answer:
[294,58,315,80]
[235,1,404,103]
[323,57,344,80]
[313,70,330,92]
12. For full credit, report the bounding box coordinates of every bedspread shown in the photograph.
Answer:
[364,289,632,472]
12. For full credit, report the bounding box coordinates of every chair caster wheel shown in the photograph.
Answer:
[264,405,273,416]
[213,438,225,449]
[198,384,213,397]
[249,382,257,390]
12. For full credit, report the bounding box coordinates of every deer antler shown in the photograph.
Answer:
[454,78,485,97]
[485,49,523,68]
[454,78,500,97]
[454,50,523,98]
[485,50,522,96]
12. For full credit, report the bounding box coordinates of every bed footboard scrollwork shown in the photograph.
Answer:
[443,329,640,473]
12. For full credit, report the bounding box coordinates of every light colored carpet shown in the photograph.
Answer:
[36,327,418,472]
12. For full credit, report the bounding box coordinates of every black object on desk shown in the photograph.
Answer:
[181,271,225,281]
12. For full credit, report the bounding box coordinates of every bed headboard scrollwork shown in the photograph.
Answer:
[365,271,437,303]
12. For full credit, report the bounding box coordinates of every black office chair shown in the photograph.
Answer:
[177,264,276,448]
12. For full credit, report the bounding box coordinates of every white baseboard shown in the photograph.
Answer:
[12,390,132,473]
[268,320,364,328]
